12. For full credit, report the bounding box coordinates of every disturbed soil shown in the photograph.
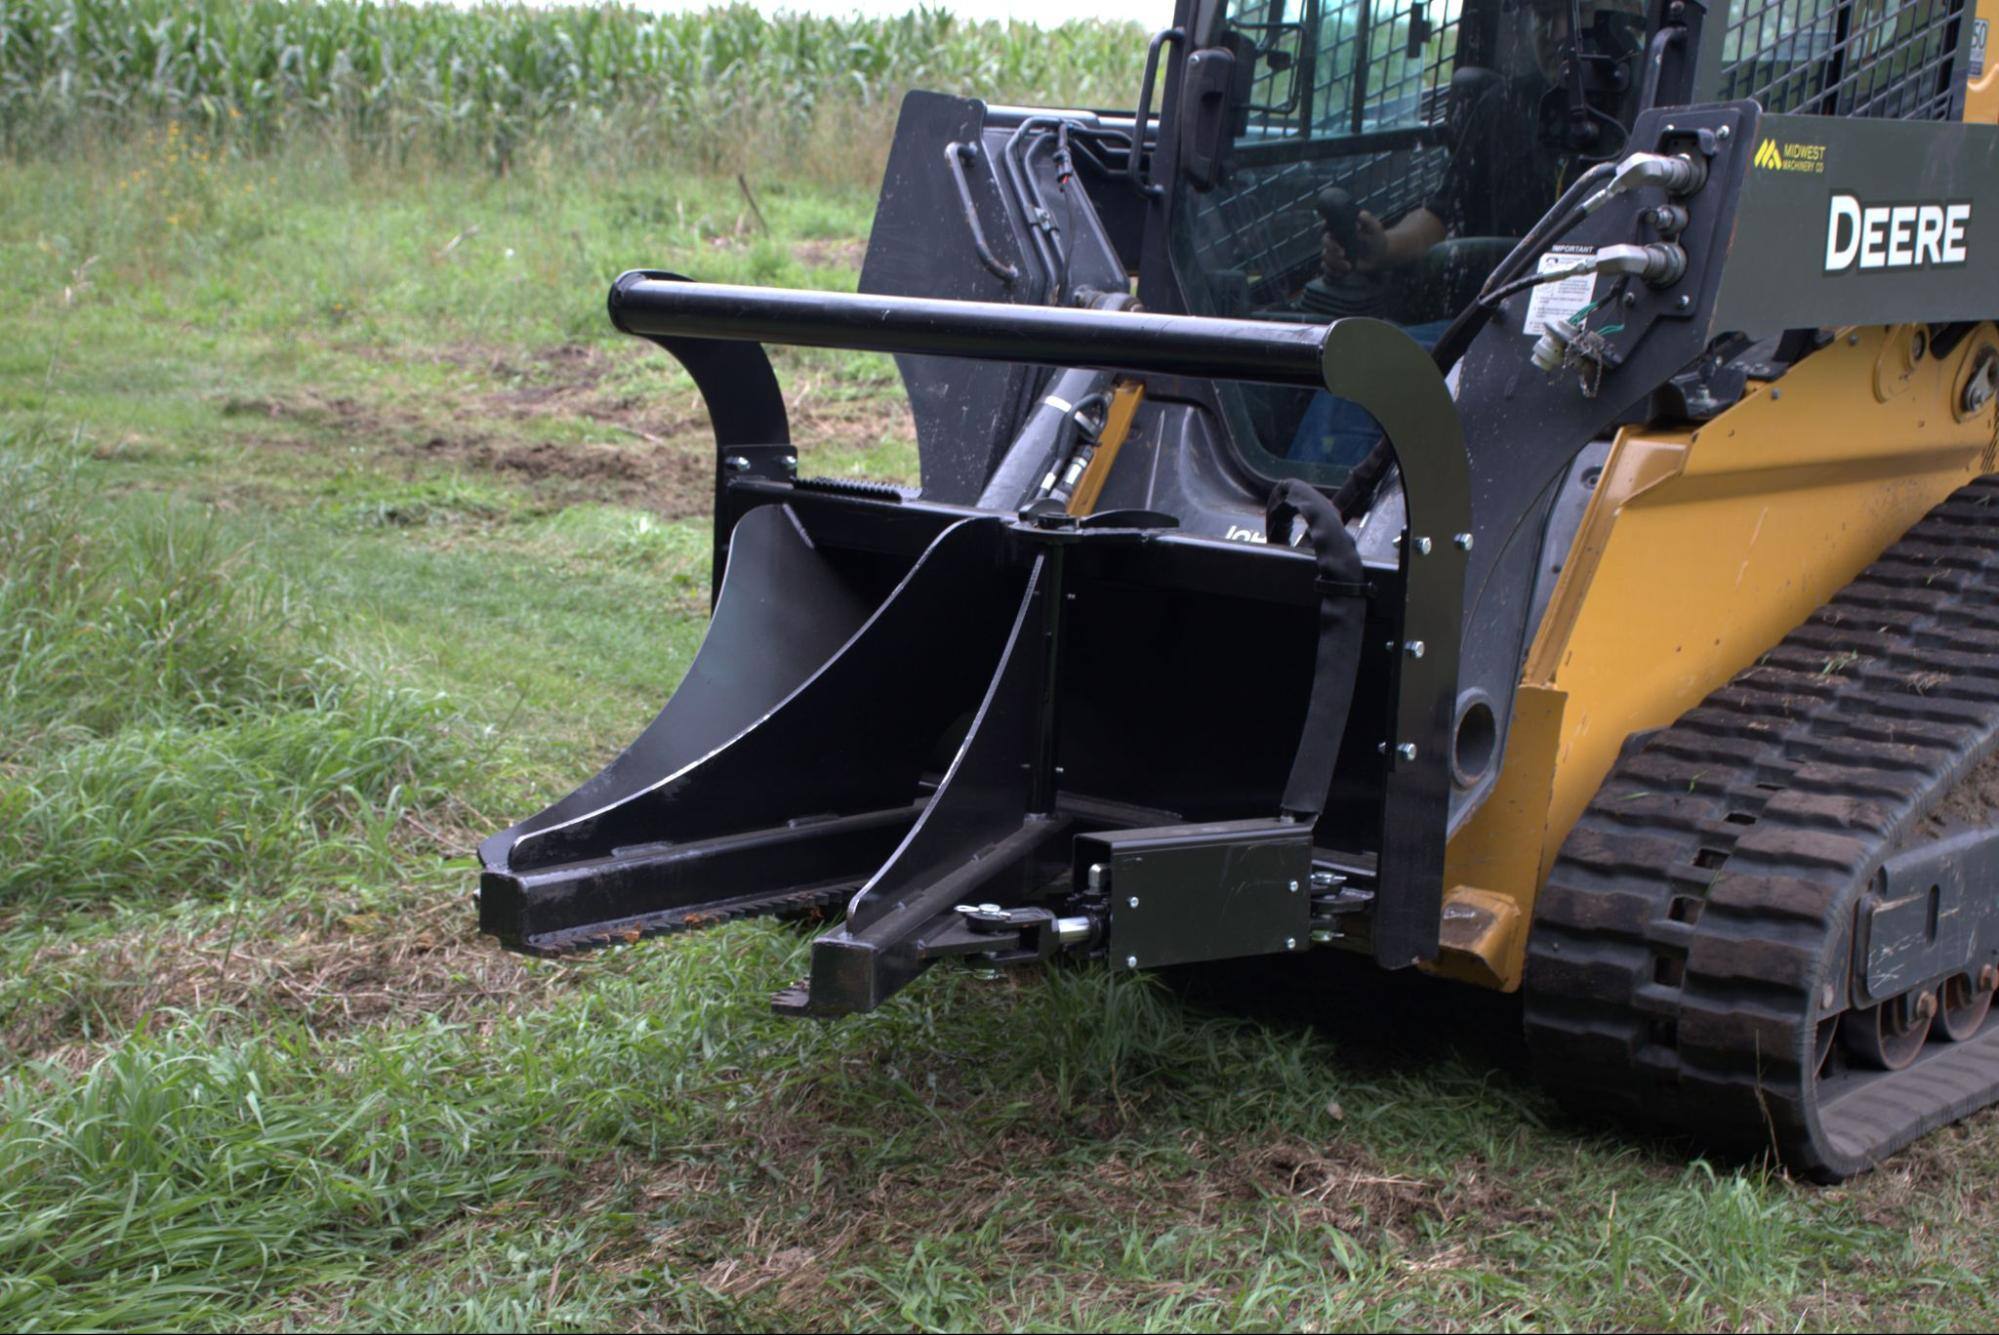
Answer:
[223,340,915,516]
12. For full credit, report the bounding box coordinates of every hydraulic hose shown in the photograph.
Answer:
[1332,160,1617,521]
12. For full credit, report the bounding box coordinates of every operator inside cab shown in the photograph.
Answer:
[1174,0,1644,477]
[1320,0,1628,286]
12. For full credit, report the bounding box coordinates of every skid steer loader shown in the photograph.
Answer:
[478,0,1999,1179]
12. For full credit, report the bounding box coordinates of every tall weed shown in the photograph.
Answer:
[0,429,463,907]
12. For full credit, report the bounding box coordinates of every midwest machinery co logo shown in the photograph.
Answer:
[1754,138,1827,174]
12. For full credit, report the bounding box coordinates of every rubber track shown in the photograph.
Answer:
[1525,476,1999,1180]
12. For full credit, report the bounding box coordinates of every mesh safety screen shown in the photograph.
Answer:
[1717,0,1969,120]
[1199,0,1467,306]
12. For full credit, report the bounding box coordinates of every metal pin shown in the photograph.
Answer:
[1396,742,1419,761]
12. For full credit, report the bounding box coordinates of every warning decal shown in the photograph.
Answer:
[1523,244,1599,337]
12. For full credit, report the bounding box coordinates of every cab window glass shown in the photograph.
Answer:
[1170,0,1643,481]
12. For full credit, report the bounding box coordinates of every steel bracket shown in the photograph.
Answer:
[1861,825,1999,1003]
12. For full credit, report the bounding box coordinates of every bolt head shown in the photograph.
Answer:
[725,454,751,472]
[1406,640,1426,659]
[1125,955,1138,969]
[1964,366,1998,414]
[1287,880,1299,893]
[1675,294,1692,311]
[1414,535,1433,556]
[1716,124,1732,140]
[1127,895,1140,909]
[1285,937,1297,951]
[1453,532,1473,551]
[1396,742,1419,762]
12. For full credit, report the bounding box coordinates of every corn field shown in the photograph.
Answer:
[0,0,1149,166]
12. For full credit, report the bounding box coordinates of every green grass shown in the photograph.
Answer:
[6,23,1999,1328]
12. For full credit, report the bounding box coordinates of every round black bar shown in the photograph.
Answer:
[607,271,1331,388]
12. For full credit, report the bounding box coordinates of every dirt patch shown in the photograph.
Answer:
[409,432,716,518]
[1243,1139,1543,1242]
[792,238,868,272]
[234,341,916,512]
[213,390,402,458]
[5,888,570,1063]
[556,1108,1546,1332]
[1925,749,1999,834]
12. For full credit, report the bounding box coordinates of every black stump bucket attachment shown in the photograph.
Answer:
[478,510,1032,959]
[477,273,1470,1018]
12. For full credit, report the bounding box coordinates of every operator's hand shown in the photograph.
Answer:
[1320,210,1388,279]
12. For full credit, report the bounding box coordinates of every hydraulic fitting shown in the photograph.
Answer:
[1582,152,1709,214]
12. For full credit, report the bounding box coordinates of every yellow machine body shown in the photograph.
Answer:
[1431,322,1999,990]
[1970,0,1999,124]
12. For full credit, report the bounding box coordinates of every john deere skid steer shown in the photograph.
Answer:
[478,0,1999,1178]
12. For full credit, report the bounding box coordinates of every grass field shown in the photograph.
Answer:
[7,4,1999,1332]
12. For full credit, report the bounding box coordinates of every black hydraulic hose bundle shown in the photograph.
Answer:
[1331,160,1618,521]
[1266,480,1368,823]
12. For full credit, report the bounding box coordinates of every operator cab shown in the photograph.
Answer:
[1164,0,1645,478]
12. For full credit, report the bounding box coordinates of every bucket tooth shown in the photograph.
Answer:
[477,512,1026,955]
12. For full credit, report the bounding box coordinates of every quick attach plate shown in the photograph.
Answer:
[1078,818,1314,971]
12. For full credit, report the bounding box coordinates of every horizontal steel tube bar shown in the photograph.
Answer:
[608,272,1332,387]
